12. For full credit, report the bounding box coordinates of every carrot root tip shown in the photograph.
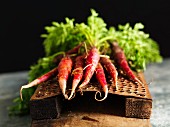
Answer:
[20,87,24,101]
[20,85,28,101]
[95,91,108,102]
[115,81,118,90]
[68,91,76,100]
[64,94,68,99]
[79,88,84,96]
[95,86,108,101]
[135,78,144,86]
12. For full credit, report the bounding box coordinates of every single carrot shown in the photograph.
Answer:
[20,67,58,100]
[79,47,100,90]
[110,42,143,86]
[53,42,84,64]
[57,55,73,99]
[94,63,108,101]
[68,55,85,100]
[100,57,118,90]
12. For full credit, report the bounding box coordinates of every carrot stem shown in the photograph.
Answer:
[53,42,84,64]
[66,42,84,55]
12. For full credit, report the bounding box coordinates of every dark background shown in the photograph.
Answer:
[0,0,169,73]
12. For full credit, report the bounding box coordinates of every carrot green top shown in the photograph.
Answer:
[32,9,162,81]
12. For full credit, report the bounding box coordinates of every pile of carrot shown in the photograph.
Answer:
[20,41,143,101]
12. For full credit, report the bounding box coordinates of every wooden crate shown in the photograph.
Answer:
[30,72,152,126]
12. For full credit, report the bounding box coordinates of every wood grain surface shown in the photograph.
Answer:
[31,112,151,127]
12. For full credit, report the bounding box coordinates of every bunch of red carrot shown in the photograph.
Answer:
[20,41,143,101]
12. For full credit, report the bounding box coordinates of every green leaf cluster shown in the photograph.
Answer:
[76,9,109,48]
[41,18,85,56]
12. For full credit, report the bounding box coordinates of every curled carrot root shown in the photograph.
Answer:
[94,86,108,101]
[20,67,58,100]
[20,79,40,100]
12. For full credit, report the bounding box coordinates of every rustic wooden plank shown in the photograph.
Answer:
[31,112,151,127]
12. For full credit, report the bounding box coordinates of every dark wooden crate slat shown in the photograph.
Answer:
[30,95,63,120]
[125,98,152,119]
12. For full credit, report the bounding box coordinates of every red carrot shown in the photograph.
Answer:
[94,63,108,101]
[79,47,100,90]
[68,55,84,100]
[57,55,73,99]
[110,42,143,86]
[20,67,58,100]
[100,57,118,90]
